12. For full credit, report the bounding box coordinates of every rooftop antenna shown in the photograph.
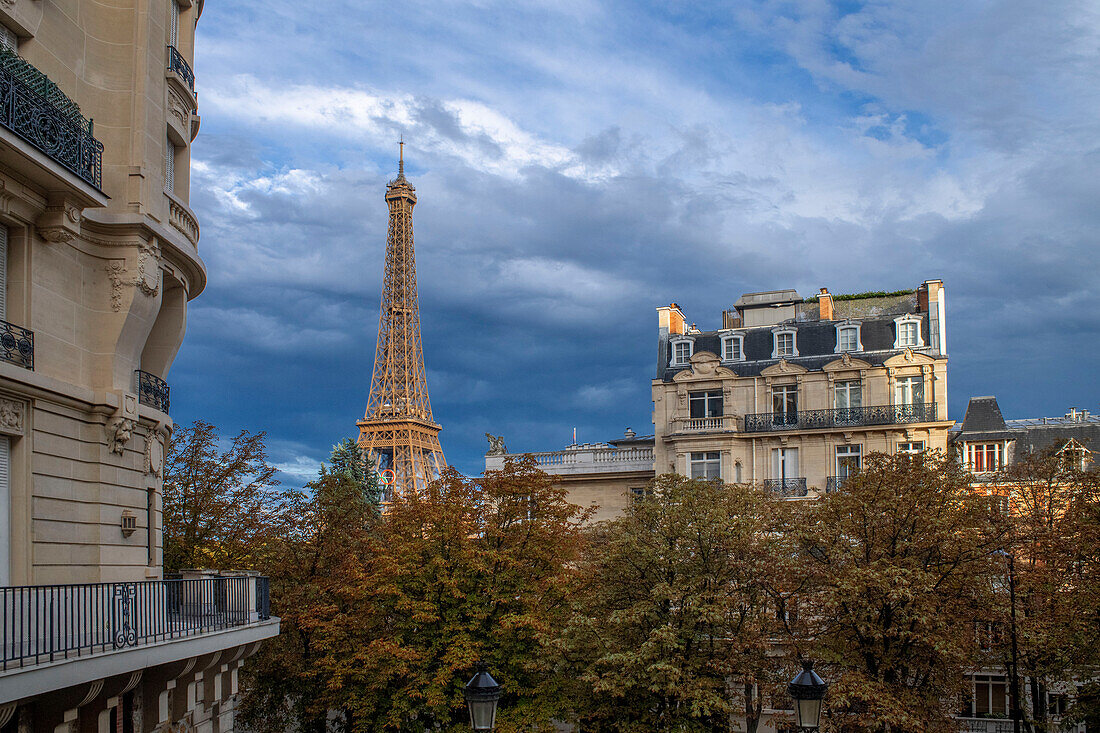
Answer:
[398,135,405,176]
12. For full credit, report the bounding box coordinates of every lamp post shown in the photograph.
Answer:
[464,661,502,731]
[788,659,828,731]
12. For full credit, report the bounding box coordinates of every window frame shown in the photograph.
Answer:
[669,336,695,367]
[894,375,925,406]
[689,451,721,481]
[897,441,925,455]
[772,384,798,415]
[834,379,862,409]
[772,328,798,358]
[720,333,744,362]
[689,389,724,419]
[893,314,925,349]
[834,322,863,353]
[966,442,1004,473]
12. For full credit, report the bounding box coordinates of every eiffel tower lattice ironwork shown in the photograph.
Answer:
[357,144,446,498]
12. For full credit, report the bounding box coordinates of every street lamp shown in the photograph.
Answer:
[464,661,502,731]
[788,659,828,731]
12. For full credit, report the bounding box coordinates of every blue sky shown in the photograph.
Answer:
[173,0,1100,484]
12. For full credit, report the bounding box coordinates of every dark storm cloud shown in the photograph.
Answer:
[172,0,1100,481]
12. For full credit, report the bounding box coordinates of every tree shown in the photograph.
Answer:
[565,475,794,733]
[991,446,1100,732]
[329,437,383,512]
[237,445,379,733]
[791,451,1006,733]
[162,420,280,572]
[244,456,589,733]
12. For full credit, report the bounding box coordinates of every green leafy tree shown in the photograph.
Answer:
[329,437,382,512]
[162,420,280,572]
[792,451,1005,733]
[565,475,794,733]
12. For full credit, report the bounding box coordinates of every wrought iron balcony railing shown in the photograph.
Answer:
[744,402,938,433]
[1,576,271,671]
[825,476,850,493]
[0,49,103,188]
[0,319,33,370]
[167,45,195,93]
[761,477,808,498]
[135,369,170,412]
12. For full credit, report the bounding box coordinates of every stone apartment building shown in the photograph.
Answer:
[653,281,952,497]
[0,2,277,732]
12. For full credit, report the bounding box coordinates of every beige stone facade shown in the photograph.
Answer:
[0,2,277,732]
[653,282,952,497]
[484,434,655,523]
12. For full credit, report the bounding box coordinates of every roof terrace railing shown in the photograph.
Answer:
[1,576,270,671]
[0,49,103,188]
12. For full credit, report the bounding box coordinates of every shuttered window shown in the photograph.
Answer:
[0,436,10,586]
[169,1,180,48]
[0,25,18,54]
[0,225,7,321]
[164,137,175,193]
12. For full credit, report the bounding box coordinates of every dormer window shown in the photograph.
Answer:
[894,315,924,349]
[670,337,694,366]
[772,328,798,358]
[835,323,862,353]
[721,334,744,362]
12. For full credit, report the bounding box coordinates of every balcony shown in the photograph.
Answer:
[761,477,808,498]
[1,575,270,672]
[743,403,938,433]
[670,415,738,433]
[167,45,195,94]
[0,49,103,188]
[825,476,850,493]
[955,719,1015,733]
[135,369,170,412]
[0,319,33,370]
[487,444,655,476]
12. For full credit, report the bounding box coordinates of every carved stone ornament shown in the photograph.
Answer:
[144,431,165,476]
[484,433,507,456]
[0,0,14,10]
[841,352,852,365]
[0,397,25,436]
[37,197,83,243]
[778,359,790,372]
[107,416,135,455]
[167,87,189,127]
[903,347,915,362]
[106,243,161,311]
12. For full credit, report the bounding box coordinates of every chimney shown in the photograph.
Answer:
[657,303,687,335]
[818,288,834,321]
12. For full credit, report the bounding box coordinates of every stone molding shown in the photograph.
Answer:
[0,396,25,436]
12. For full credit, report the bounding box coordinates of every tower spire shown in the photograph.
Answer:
[357,149,446,500]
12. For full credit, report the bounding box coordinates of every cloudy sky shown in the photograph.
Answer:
[173,0,1100,484]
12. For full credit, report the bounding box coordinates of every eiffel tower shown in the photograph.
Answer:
[357,144,446,498]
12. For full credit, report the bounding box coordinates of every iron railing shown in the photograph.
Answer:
[0,319,33,370]
[0,49,103,188]
[825,476,849,493]
[744,403,938,433]
[135,370,170,412]
[1,576,271,671]
[762,477,808,498]
[167,46,194,93]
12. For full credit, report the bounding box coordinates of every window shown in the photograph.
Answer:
[894,376,924,406]
[721,334,743,361]
[0,225,7,322]
[1048,693,1069,716]
[689,451,721,480]
[1058,441,1088,471]
[772,447,799,481]
[689,390,723,419]
[836,445,862,479]
[670,338,694,366]
[968,675,1008,717]
[630,487,652,503]
[164,135,176,193]
[773,385,797,415]
[169,0,181,48]
[773,329,797,358]
[894,315,924,349]
[967,443,1003,473]
[0,25,17,54]
[0,435,8,585]
[835,323,862,353]
[834,379,862,409]
[897,441,925,455]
